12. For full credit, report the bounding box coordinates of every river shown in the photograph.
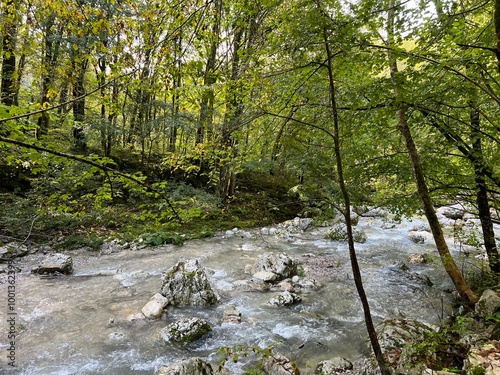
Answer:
[0,214,484,374]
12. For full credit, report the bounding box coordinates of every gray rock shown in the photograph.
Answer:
[155,357,214,375]
[36,253,73,274]
[276,279,294,292]
[160,259,220,306]
[252,270,277,282]
[100,240,127,254]
[252,252,298,280]
[278,217,314,233]
[374,318,437,372]
[221,305,241,323]
[325,224,367,243]
[376,318,435,351]
[263,353,298,375]
[408,231,427,244]
[268,291,302,307]
[436,205,465,220]
[475,289,500,318]
[142,293,169,319]
[315,357,353,374]
[408,253,429,264]
[0,242,29,259]
[464,341,500,375]
[160,317,212,346]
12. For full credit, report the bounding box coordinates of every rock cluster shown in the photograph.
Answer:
[359,290,500,375]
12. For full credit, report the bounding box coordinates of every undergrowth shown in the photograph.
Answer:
[0,171,302,249]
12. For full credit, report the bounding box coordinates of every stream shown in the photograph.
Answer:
[0,214,485,374]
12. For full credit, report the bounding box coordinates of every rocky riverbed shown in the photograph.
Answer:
[0,206,499,374]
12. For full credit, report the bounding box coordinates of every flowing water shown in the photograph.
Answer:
[0,215,482,374]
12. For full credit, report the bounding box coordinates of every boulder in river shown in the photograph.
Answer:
[325,224,367,243]
[315,357,353,374]
[252,252,298,281]
[475,289,500,318]
[155,357,214,375]
[436,204,465,220]
[263,353,299,375]
[252,270,277,282]
[371,318,438,374]
[34,253,73,274]
[268,291,302,307]
[160,317,212,346]
[142,293,169,319]
[221,305,241,323]
[160,259,220,306]
[0,242,30,259]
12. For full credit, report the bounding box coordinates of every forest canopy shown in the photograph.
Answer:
[1,0,500,248]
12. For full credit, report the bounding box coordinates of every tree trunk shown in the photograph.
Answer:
[386,1,477,305]
[323,27,391,375]
[469,101,500,273]
[169,34,183,152]
[37,16,62,139]
[494,0,500,72]
[196,0,222,145]
[13,35,27,107]
[72,55,88,151]
[1,0,17,107]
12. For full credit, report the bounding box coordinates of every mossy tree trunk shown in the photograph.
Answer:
[386,0,478,306]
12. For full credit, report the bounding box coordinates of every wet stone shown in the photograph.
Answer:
[221,305,241,324]
[141,293,169,319]
[268,291,302,307]
[160,259,220,306]
[155,357,214,375]
[160,317,212,346]
[252,252,298,280]
[34,253,73,274]
[316,357,353,374]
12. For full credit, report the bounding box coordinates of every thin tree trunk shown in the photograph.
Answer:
[170,34,183,152]
[1,0,17,107]
[386,1,477,305]
[72,55,88,151]
[196,0,222,145]
[494,0,500,72]
[37,16,61,139]
[469,101,500,273]
[323,28,391,375]
[13,35,27,107]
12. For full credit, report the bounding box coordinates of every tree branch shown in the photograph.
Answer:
[0,136,183,223]
[0,70,137,124]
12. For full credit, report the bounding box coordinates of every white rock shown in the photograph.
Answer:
[141,293,169,319]
[252,271,277,282]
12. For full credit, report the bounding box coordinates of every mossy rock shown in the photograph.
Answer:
[160,317,212,346]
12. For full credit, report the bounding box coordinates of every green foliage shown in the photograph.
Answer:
[140,232,185,246]
[470,366,486,375]
[325,224,367,243]
[403,315,476,371]
[53,234,104,251]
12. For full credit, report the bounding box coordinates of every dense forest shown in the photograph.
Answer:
[3,1,500,373]
[2,0,500,282]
